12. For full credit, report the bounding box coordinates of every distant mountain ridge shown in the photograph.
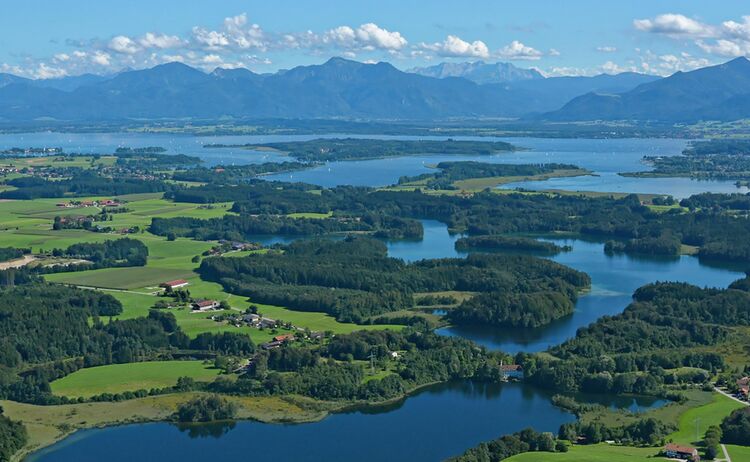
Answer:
[0,57,745,123]
[543,57,750,122]
[408,61,543,84]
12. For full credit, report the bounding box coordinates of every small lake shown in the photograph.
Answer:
[385,221,745,353]
[1,133,747,197]
[29,382,576,462]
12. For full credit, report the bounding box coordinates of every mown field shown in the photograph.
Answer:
[50,361,221,398]
[0,193,402,345]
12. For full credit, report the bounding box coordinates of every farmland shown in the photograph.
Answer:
[50,361,222,398]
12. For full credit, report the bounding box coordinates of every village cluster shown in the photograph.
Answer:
[158,279,326,351]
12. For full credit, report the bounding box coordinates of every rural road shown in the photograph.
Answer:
[714,387,750,406]
[713,387,748,462]
[720,444,732,462]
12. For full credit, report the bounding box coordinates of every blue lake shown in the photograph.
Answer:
[0,133,746,197]
[8,133,746,461]
[382,220,745,353]
[30,382,576,462]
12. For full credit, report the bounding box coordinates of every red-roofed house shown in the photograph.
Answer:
[160,279,189,290]
[273,334,295,343]
[192,299,219,311]
[664,443,699,461]
[501,364,524,379]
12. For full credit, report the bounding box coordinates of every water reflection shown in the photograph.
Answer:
[175,421,237,439]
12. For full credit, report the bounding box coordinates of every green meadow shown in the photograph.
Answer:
[0,193,402,343]
[50,361,221,399]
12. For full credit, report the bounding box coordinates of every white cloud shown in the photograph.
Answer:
[139,32,184,49]
[635,14,750,59]
[320,23,407,51]
[420,35,489,58]
[498,40,543,60]
[354,23,407,50]
[108,35,139,54]
[34,63,68,79]
[633,14,714,38]
[91,51,112,66]
[192,27,230,49]
[596,46,617,53]
[696,39,748,57]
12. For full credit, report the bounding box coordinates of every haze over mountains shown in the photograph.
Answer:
[409,61,544,84]
[0,56,748,123]
[545,57,750,123]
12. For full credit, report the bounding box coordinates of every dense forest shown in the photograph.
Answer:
[455,235,570,255]
[0,172,173,199]
[150,213,423,241]
[399,161,583,190]
[172,162,316,184]
[166,179,750,262]
[205,328,506,402]
[0,279,253,405]
[721,407,750,445]
[447,428,562,462]
[521,278,750,394]
[0,406,27,462]
[625,139,750,181]
[48,238,149,269]
[198,237,588,324]
[0,248,27,263]
[204,138,516,162]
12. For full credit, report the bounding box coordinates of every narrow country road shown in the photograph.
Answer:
[714,387,750,406]
[720,443,731,462]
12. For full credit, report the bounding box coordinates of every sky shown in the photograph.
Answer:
[1,0,749,79]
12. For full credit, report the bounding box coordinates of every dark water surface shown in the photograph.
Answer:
[30,382,576,462]
[384,221,746,353]
[0,133,746,196]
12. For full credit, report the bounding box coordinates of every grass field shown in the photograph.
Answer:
[668,392,746,445]
[50,361,221,398]
[726,444,750,461]
[505,391,748,462]
[506,444,657,462]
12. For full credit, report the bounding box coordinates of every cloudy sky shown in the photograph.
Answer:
[1,0,749,79]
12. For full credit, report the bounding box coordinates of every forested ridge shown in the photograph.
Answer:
[204,138,516,161]
[520,278,750,395]
[165,178,750,262]
[398,161,583,190]
[198,237,588,325]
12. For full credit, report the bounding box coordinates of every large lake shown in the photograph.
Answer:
[30,382,577,462]
[0,133,747,197]
[9,132,746,460]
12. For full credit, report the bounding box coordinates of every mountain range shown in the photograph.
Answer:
[0,57,747,123]
[408,61,543,84]
[543,57,750,122]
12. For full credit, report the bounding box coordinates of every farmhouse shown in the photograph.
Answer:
[259,317,277,328]
[273,334,295,343]
[192,299,220,311]
[261,340,283,350]
[242,313,261,325]
[160,279,189,290]
[501,364,524,380]
[663,443,699,461]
